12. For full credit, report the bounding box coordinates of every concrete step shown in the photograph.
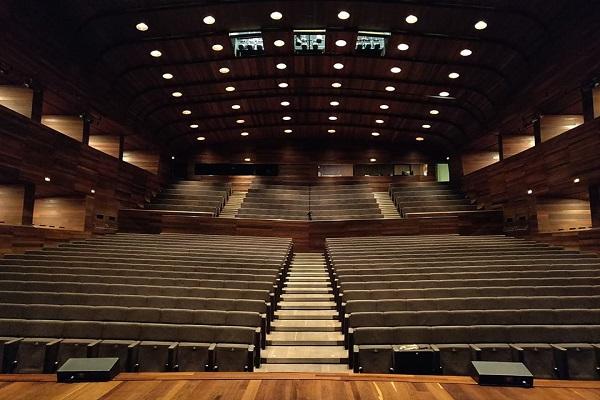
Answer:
[285,281,330,287]
[281,293,335,301]
[257,364,351,373]
[261,346,348,364]
[267,331,344,346]
[275,310,338,320]
[279,301,337,310]
[283,287,332,294]
[271,319,341,332]
[286,276,329,282]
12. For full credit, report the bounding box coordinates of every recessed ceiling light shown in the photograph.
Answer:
[333,63,344,70]
[371,132,380,137]
[439,91,450,97]
[527,189,533,195]
[422,124,431,129]
[405,15,418,24]
[338,11,350,20]
[282,116,292,121]
[212,44,224,51]
[370,158,377,162]
[162,73,174,80]
[329,116,338,121]
[44,176,51,182]
[474,20,488,30]
[231,104,241,109]
[241,131,249,136]
[574,178,581,183]
[460,49,472,57]
[416,136,424,141]
[331,82,342,88]
[203,16,216,25]
[219,67,230,74]
[390,66,402,74]
[335,40,347,47]
[182,110,192,115]
[375,119,384,124]
[171,91,182,97]
[397,43,409,51]
[278,82,289,88]
[136,22,149,31]
[330,101,340,106]
[379,104,390,110]
[171,156,175,160]
[190,124,199,128]
[244,157,251,162]
[270,11,283,20]
[90,189,95,194]
[197,136,206,141]
[274,40,285,47]
[284,129,293,133]
[430,109,440,115]
[276,63,287,70]
[328,129,336,133]
[236,119,245,124]
[448,72,460,79]
[225,86,236,92]
[446,156,450,160]
[150,50,162,57]
[385,86,396,92]
[281,101,290,106]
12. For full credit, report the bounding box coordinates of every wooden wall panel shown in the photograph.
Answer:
[462,152,499,175]
[0,185,25,225]
[536,197,592,233]
[89,135,120,158]
[0,86,33,118]
[33,196,87,231]
[123,151,160,174]
[503,135,535,159]
[593,87,600,119]
[0,224,90,255]
[540,115,584,143]
[41,115,84,142]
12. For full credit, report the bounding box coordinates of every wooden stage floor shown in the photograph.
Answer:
[1,372,600,400]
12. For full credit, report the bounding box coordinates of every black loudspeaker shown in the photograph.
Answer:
[471,361,533,388]
[394,345,440,374]
[57,358,120,383]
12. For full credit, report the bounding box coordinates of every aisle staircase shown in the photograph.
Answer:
[218,190,247,218]
[374,192,402,219]
[259,253,350,372]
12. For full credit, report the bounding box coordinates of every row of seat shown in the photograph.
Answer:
[0,233,293,373]
[388,182,478,217]
[326,234,600,379]
[145,181,232,216]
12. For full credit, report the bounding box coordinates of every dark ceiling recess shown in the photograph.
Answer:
[10,0,592,153]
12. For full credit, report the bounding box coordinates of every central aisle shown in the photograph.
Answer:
[259,252,350,372]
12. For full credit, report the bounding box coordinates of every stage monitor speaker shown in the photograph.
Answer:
[471,361,533,388]
[57,357,120,383]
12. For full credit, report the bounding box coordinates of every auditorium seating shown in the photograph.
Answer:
[389,182,478,217]
[326,234,600,379]
[0,233,292,373]
[237,183,383,220]
[145,181,232,216]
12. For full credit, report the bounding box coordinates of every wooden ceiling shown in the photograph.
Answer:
[6,0,587,153]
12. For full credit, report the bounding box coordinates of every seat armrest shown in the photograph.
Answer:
[247,345,255,372]
[551,344,567,352]
[352,345,360,373]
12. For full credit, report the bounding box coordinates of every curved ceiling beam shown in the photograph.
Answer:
[92,26,529,68]
[112,53,510,89]
[167,122,453,149]
[143,91,484,126]
[74,0,548,36]
[125,72,496,112]
[156,108,465,142]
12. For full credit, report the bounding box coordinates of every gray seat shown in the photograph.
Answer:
[213,344,254,372]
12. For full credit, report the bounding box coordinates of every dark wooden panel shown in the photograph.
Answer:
[89,135,120,158]
[0,224,90,256]
[0,86,33,118]
[40,115,84,142]
[0,184,25,225]
[32,196,87,231]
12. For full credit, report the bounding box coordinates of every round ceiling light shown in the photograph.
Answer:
[162,73,173,80]
[281,101,290,106]
[241,132,249,136]
[397,43,409,51]
[371,132,380,137]
[197,136,206,141]
[385,86,396,92]
[331,82,342,88]
[284,129,293,133]
[430,109,439,115]
[330,101,340,106]
[190,124,199,129]
[448,72,460,79]
[329,116,338,121]
[44,176,51,182]
[231,104,241,110]
[244,157,251,162]
[333,63,344,70]
[278,82,289,88]
[276,62,287,70]
[416,136,425,141]
[405,15,418,24]
[422,124,431,129]
[390,67,402,74]
[212,44,224,51]
[270,11,283,20]
[203,16,216,25]
[225,86,236,92]
[171,91,182,97]
[379,104,390,110]
[474,20,488,30]
[375,119,384,124]
[460,49,472,56]
[282,116,292,121]
[328,129,336,133]
[274,40,285,47]
[219,67,230,74]
[150,50,162,57]
[236,119,245,124]
[136,22,149,31]
[335,40,347,47]
[182,110,192,115]
[338,11,350,20]
[370,158,377,162]
[439,91,450,97]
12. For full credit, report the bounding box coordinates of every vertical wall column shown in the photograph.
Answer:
[590,185,600,228]
[30,87,43,123]
[497,134,504,161]
[21,183,35,225]
[118,135,125,161]
[582,86,595,122]
[81,116,91,145]
[533,118,542,146]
